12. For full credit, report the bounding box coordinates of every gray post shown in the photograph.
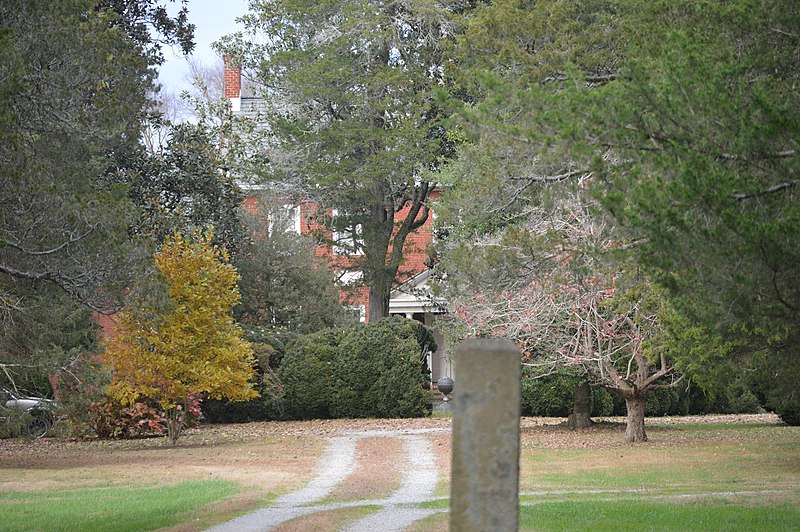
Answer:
[450,339,520,531]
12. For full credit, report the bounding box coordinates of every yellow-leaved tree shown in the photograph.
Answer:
[105,231,256,444]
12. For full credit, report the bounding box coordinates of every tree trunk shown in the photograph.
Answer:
[367,280,390,323]
[624,395,647,443]
[166,406,185,446]
[566,381,593,428]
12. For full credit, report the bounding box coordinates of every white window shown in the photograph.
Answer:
[335,270,364,286]
[345,304,366,323]
[268,204,301,235]
[331,209,363,255]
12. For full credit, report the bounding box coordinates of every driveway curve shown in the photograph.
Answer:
[206,427,448,532]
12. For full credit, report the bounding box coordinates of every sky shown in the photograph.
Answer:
[157,0,249,96]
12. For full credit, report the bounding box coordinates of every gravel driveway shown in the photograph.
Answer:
[207,427,449,532]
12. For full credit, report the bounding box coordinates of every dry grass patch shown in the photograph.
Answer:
[430,433,452,497]
[273,506,378,531]
[328,437,402,501]
[0,432,324,499]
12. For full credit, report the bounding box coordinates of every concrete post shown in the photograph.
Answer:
[450,339,520,531]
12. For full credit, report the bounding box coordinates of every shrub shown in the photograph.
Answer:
[591,387,615,416]
[88,398,167,439]
[279,317,433,420]
[75,393,202,440]
[775,403,800,426]
[279,329,343,419]
[331,318,432,418]
[520,373,576,417]
[520,372,613,417]
[54,357,111,439]
[750,352,800,426]
[202,332,292,423]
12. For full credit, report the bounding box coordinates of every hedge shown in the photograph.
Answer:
[202,328,295,423]
[279,317,434,420]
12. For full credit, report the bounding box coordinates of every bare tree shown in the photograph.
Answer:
[445,187,682,442]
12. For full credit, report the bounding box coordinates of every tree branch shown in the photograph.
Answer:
[4,224,99,256]
[733,180,796,201]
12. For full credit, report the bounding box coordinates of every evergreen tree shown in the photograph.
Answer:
[127,123,247,255]
[221,0,460,321]
[0,0,195,314]
[235,197,349,333]
[595,0,800,423]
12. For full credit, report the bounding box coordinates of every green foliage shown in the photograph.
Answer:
[438,0,798,424]
[220,0,453,320]
[521,374,614,418]
[0,286,99,397]
[519,369,761,419]
[201,329,294,423]
[750,351,800,426]
[279,317,434,420]
[52,356,111,439]
[279,329,344,420]
[0,0,151,313]
[594,0,800,407]
[331,318,433,419]
[98,0,195,64]
[234,199,348,333]
[127,123,246,255]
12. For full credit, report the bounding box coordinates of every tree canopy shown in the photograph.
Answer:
[594,0,800,420]
[436,0,799,425]
[235,196,349,333]
[220,0,461,321]
[0,0,196,315]
[127,122,247,254]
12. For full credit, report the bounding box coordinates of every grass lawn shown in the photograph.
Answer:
[413,418,800,531]
[0,480,237,532]
[0,416,798,531]
[518,498,800,531]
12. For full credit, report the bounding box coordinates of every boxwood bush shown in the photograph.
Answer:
[279,317,434,420]
[279,329,343,420]
[202,328,296,423]
[520,372,613,417]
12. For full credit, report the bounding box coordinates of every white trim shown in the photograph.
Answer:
[388,269,446,315]
[230,97,241,113]
[346,304,366,323]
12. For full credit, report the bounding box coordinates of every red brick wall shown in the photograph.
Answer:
[223,56,241,99]
[302,193,437,321]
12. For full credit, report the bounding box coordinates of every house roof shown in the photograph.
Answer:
[389,269,447,315]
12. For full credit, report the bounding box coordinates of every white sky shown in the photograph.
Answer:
[157,0,249,95]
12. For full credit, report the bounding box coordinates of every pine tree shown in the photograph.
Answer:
[221,0,460,321]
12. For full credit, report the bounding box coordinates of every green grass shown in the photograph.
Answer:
[419,498,449,509]
[0,479,238,532]
[420,422,800,532]
[521,430,800,493]
[519,499,800,531]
